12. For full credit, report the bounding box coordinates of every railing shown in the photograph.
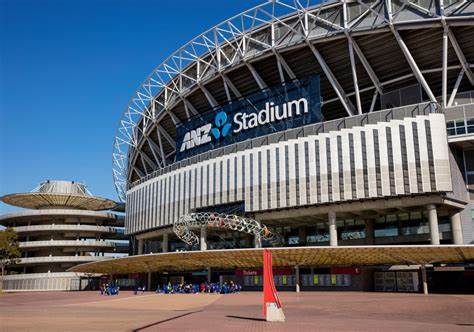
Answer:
[19,240,120,248]
[13,224,122,234]
[16,256,109,265]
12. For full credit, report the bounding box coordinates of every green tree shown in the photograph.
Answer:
[0,228,21,283]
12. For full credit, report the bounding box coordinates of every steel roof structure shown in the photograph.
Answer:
[113,0,474,202]
[68,244,474,274]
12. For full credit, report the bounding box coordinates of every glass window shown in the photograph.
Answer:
[456,120,466,135]
[374,227,398,237]
[447,123,455,136]
[467,118,474,133]
[288,236,299,245]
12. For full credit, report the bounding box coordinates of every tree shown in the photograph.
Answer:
[0,227,21,288]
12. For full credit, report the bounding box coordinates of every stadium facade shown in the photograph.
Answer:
[0,180,127,291]
[105,0,474,292]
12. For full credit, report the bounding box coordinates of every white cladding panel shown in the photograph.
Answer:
[126,114,452,234]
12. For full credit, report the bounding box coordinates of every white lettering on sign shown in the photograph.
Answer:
[179,97,309,152]
[179,123,212,152]
[233,98,308,133]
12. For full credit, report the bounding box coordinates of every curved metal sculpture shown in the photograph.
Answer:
[173,212,282,247]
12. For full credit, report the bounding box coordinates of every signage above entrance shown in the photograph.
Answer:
[175,75,322,161]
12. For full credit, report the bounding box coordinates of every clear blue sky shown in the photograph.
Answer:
[0,0,264,213]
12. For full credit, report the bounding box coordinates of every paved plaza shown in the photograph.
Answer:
[1,291,473,331]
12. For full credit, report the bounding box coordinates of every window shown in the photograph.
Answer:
[467,118,474,133]
[447,118,474,136]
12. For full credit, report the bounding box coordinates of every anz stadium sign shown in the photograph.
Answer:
[176,75,321,160]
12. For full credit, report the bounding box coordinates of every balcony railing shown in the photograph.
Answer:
[15,256,109,265]
[13,224,122,234]
[19,239,122,249]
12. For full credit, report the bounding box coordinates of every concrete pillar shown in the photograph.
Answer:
[295,266,300,293]
[138,238,144,255]
[207,267,212,283]
[450,212,463,245]
[420,265,428,295]
[298,228,307,246]
[328,211,338,246]
[254,233,262,248]
[365,220,374,245]
[427,204,440,245]
[147,272,152,291]
[200,227,207,251]
[162,233,169,253]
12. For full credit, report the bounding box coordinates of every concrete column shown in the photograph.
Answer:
[420,265,428,295]
[427,204,440,245]
[298,228,307,246]
[365,220,374,245]
[138,238,144,255]
[295,266,300,293]
[328,211,338,246]
[207,267,212,283]
[162,233,169,253]
[147,272,152,292]
[200,227,207,251]
[254,233,262,248]
[450,212,463,245]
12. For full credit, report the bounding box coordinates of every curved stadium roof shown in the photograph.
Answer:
[113,0,474,201]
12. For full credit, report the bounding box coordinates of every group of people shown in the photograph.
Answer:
[155,281,242,294]
[99,283,120,295]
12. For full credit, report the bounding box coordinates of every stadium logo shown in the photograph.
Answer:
[179,112,231,152]
[180,97,309,152]
[210,111,232,139]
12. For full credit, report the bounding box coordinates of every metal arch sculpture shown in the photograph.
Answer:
[173,212,282,247]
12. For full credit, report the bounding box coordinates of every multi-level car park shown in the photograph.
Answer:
[0,180,127,291]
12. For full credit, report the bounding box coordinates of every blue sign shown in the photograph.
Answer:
[176,75,321,160]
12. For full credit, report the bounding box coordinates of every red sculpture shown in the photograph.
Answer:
[262,249,285,322]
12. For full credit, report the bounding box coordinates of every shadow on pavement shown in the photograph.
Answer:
[226,315,266,322]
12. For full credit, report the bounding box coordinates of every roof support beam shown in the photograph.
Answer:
[199,84,219,108]
[245,62,268,91]
[220,73,242,99]
[347,41,362,114]
[156,127,167,167]
[140,150,158,171]
[390,27,438,103]
[165,109,183,125]
[307,41,355,116]
[182,98,200,117]
[442,26,448,109]
[222,75,232,102]
[344,1,362,115]
[369,90,378,113]
[146,137,164,168]
[275,52,286,84]
[273,49,297,82]
[446,26,474,85]
[139,154,149,174]
[132,164,145,179]
[349,36,383,94]
[448,69,464,107]
[157,124,176,149]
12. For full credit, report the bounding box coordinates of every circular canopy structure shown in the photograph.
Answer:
[173,212,282,247]
[113,0,474,201]
[0,180,117,211]
[68,245,474,274]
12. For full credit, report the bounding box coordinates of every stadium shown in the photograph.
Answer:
[72,0,474,293]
